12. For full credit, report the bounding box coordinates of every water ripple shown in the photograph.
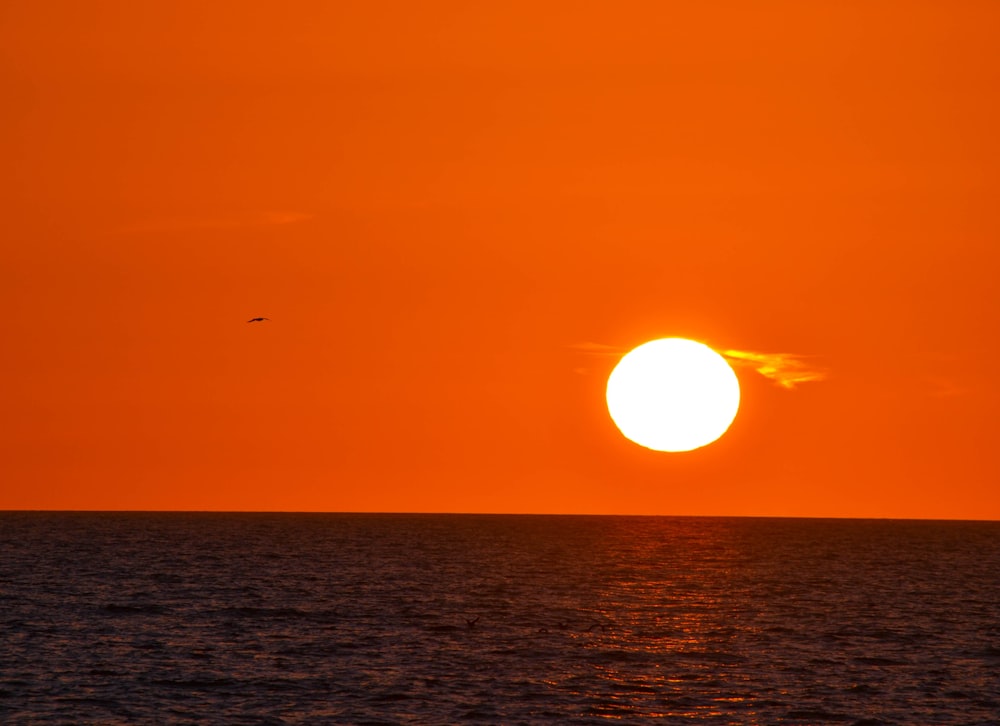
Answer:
[1,513,998,724]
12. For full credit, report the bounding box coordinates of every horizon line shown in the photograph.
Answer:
[1,509,997,523]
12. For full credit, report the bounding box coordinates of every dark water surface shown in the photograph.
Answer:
[1,513,998,724]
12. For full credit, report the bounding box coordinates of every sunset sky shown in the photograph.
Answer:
[3,1,998,518]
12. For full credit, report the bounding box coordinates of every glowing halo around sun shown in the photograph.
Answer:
[606,338,740,452]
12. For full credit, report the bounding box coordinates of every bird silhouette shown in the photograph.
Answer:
[465,616,480,628]
[247,317,271,323]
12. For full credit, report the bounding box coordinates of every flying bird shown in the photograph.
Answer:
[247,317,270,323]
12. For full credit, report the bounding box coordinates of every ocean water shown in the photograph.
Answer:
[1,513,998,725]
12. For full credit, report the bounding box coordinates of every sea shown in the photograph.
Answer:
[1,513,998,725]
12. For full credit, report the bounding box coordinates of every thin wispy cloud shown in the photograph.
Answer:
[570,341,828,389]
[569,341,624,356]
[567,342,625,374]
[721,350,827,389]
[114,211,314,235]
[924,376,968,398]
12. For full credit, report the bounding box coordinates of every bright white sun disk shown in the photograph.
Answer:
[606,338,740,452]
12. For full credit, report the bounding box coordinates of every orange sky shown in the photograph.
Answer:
[2,1,998,518]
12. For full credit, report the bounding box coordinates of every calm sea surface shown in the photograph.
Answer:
[1,513,998,724]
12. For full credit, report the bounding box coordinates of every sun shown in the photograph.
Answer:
[606,338,740,452]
